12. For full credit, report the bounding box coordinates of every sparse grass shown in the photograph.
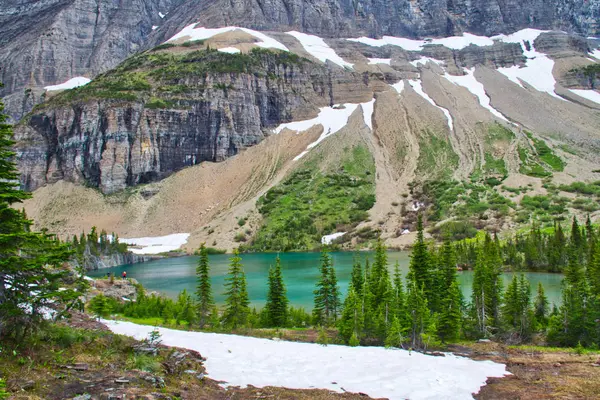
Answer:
[416,133,459,180]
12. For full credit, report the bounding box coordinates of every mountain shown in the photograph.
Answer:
[4,1,600,251]
[0,0,184,121]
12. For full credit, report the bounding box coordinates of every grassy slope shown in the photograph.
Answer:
[249,144,376,251]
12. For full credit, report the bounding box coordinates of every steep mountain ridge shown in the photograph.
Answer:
[5,4,600,250]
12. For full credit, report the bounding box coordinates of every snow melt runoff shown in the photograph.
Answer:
[104,320,509,400]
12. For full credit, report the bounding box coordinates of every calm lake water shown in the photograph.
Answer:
[89,252,564,309]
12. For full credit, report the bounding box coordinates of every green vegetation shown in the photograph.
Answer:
[0,99,85,340]
[265,256,289,327]
[416,133,459,180]
[525,132,565,172]
[312,250,340,327]
[195,244,214,328]
[559,181,600,196]
[518,146,552,177]
[36,47,308,110]
[250,145,376,251]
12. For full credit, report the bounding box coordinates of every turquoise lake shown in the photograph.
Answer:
[89,252,565,309]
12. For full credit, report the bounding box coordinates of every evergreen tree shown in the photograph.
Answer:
[534,282,549,328]
[408,214,432,303]
[406,277,429,349]
[385,316,403,348]
[195,243,214,328]
[338,286,364,344]
[0,97,83,339]
[350,256,364,295]
[501,274,532,339]
[313,249,340,326]
[221,249,250,329]
[265,256,288,327]
[437,280,462,342]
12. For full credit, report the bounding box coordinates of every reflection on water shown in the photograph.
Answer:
[89,252,564,309]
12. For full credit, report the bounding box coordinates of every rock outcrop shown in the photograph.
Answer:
[0,0,184,121]
[14,48,374,193]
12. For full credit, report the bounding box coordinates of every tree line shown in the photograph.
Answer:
[101,214,600,349]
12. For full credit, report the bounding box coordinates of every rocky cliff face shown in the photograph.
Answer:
[0,0,183,121]
[152,0,600,46]
[14,48,374,193]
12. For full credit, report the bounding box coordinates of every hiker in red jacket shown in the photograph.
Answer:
[122,271,127,280]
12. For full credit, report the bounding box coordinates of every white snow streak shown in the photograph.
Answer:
[367,58,391,65]
[120,233,190,255]
[103,320,509,400]
[44,77,91,91]
[152,25,158,31]
[361,98,375,130]
[494,29,561,98]
[408,80,454,131]
[158,12,165,18]
[348,32,493,51]
[443,68,508,121]
[167,24,288,51]
[321,232,346,245]
[410,56,445,68]
[274,104,360,160]
[591,49,600,60]
[391,80,405,94]
[569,89,600,104]
[217,47,241,54]
[286,31,353,68]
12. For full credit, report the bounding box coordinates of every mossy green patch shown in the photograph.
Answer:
[416,132,459,180]
[250,145,376,251]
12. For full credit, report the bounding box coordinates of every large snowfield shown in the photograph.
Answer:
[44,77,91,91]
[120,233,190,254]
[103,320,509,400]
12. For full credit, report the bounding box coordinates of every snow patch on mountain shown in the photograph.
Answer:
[167,25,288,51]
[361,99,375,130]
[218,47,241,54]
[591,49,600,60]
[410,57,445,67]
[321,232,346,244]
[443,68,508,121]
[103,320,509,400]
[120,233,190,254]
[408,80,454,130]
[287,31,353,68]
[392,80,405,94]
[274,104,360,160]
[494,29,561,99]
[44,77,91,91]
[348,32,494,51]
[367,58,391,65]
[570,89,600,104]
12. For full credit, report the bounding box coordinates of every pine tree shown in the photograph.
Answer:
[265,256,288,327]
[385,316,403,348]
[195,243,214,328]
[0,97,83,339]
[313,249,339,326]
[406,277,429,349]
[534,282,549,328]
[408,214,432,302]
[350,256,364,295]
[338,286,364,344]
[221,249,250,329]
[437,280,462,342]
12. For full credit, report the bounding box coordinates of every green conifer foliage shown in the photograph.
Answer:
[221,249,250,329]
[265,256,288,327]
[0,97,83,339]
[312,249,340,326]
[195,243,214,328]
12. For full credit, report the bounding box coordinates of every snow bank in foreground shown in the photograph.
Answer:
[44,77,91,91]
[408,80,454,131]
[120,233,190,255]
[167,24,288,51]
[103,320,509,400]
[273,104,360,160]
[287,31,353,68]
[570,89,600,104]
[444,68,508,121]
[321,232,346,245]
